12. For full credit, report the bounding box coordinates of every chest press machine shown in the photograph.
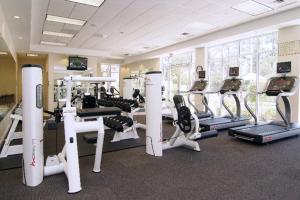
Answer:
[145,71,217,156]
[22,64,116,193]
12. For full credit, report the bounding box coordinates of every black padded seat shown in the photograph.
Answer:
[196,111,211,119]
[83,134,98,144]
[77,107,121,117]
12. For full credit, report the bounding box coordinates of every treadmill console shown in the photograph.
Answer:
[190,80,208,92]
[220,79,242,94]
[277,62,291,74]
[198,70,206,79]
[229,67,239,77]
[266,77,296,96]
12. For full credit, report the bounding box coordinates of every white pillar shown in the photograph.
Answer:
[123,78,134,99]
[194,48,206,110]
[22,64,44,187]
[145,71,163,156]
[278,26,300,123]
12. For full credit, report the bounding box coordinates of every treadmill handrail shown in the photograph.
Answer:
[244,91,265,125]
[221,94,235,119]
[276,92,291,127]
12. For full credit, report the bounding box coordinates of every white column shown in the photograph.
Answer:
[22,65,44,187]
[194,47,206,110]
[145,71,163,156]
[278,26,300,123]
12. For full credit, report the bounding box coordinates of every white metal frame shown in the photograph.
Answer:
[145,72,200,157]
[0,113,23,158]
[22,69,115,194]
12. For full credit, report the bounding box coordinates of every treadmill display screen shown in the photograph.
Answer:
[220,79,242,94]
[229,67,239,77]
[266,77,296,96]
[277,62,291,74]
[198,71,206,79]
[190,80,207,92]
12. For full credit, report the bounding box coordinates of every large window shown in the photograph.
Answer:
[100,64,120,90]
[207,32,278,121]
[161,52,195,101]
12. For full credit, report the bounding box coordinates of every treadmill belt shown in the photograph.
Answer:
[199,117,231,125]
[237,124,287,136]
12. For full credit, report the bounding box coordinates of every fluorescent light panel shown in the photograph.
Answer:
[41,41,66,46]
[67,0,105,7]
[232,0,273,16]
[43,31,74,38]
[46,15,86,26]
[27,53,38,57]
[0,51,8,55]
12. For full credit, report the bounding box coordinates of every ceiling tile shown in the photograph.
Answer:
[48,0,75,17]
[56,36,73,43]
[41,34,57,42]
[63,24,82,33]
[43,21,64,32]
[70,3,98,20]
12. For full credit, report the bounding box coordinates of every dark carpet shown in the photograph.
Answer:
[0,117,300,200]
[0,118,147,170]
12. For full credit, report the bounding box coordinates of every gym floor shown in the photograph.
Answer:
[1,117,300,200]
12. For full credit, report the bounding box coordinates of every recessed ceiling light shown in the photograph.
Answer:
[232,0,273,16]
[0,52,8,55]
[43,31,74,38]
[181,32,190,36]
[67,0,105,7]
[46,15,86,26]
[93,33,108,38]
[26,53,38,57]
[18,36,23,39]
[41,41,66,46]
[13,15,20,19]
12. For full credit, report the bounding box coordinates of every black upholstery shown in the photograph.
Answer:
[77,107,121,117]
[82,95,96,108]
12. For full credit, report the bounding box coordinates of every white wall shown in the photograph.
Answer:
[278,25,300,123]
[194,48,206,111]
[120,58,160,95]
[47,54,99,111]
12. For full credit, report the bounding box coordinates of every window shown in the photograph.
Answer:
[207,32,278,122]
[161,52,195,102]
[100,64,120,90]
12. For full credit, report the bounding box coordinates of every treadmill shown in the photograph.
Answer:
[228,62,300,143]
[162,66,212,120]
[198,67,250,132]
[187,66,213,119]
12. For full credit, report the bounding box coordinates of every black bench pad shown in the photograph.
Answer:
[77,107,121,117]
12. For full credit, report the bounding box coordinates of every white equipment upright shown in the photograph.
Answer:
[123,77,135,99]
[22,64,115,193]
[22,64,44,186]
[145,71,163,156]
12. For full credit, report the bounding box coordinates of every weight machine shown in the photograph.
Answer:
[22,64,115,193]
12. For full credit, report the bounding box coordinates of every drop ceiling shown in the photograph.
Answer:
[1,0,300,59]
